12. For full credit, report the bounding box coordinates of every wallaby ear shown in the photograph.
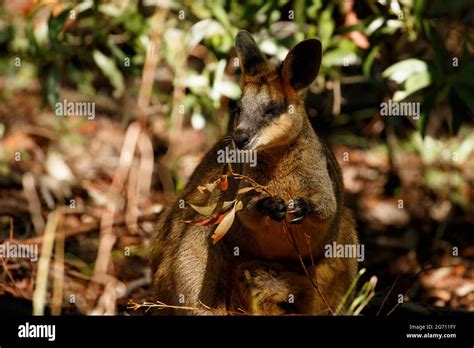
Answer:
[235,31,267,76]
[281,39,322,90]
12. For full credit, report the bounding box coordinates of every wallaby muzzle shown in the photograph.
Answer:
[233,129,251,149]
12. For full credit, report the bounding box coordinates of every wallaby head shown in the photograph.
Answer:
[233,31,322,151]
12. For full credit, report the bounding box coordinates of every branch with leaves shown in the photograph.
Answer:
[185,163,272,244]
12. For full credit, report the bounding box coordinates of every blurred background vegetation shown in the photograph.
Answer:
[0,0,473,315]
[2,0,473,132]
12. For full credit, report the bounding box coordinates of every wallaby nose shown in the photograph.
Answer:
[233,130,250,149]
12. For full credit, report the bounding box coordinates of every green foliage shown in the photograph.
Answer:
[2,1,148,102]
[0,0,472,135]
[336,268,377,316]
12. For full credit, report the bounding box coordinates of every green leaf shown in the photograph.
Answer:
[379,19,402,35]
[186,19,224,52]
[49,8,70,45]
[382,59,428,84]
[393,71,431,102]
[26,19,39,54]
[294,0,306,25]
[210,59,242,101]
[216,81,241,99]
[209,3,232,33]
[93,50,124,98]
[184,73,209,91]
[318,4,334,49]
[322,40,358,67]
[363,45,379,77]
[119,9,146,35]
[405,71,431,92]
[98,3,125,17]
[307,0,323,18]
[107,42,127,62]
[365,16,384,36]
[336,268,365,315]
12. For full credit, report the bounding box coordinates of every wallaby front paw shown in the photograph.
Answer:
[287,198,311,224]
[256,195,286,222]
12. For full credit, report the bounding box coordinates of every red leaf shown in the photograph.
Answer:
[213,211,229,225]
[184,217,214,226]
[220,175,228,191]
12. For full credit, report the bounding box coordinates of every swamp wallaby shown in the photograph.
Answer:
[150,31,359,315]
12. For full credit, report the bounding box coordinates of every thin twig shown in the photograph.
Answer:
[376,272,400,316]
[137,7,168,121]
[9,216,13,241]
[22,172,45,235]
[384,262,459,316]
[126,158,140,234]
[32,210,60,315]
[1,258,21,298]
[230,173,273,196]
[283,221,335,315]
[304,232,316,281]
[51,225,65,316]
[127,300,244,316]
[386,300,401,316]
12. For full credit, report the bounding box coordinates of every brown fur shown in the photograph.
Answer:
[150,31,359,315]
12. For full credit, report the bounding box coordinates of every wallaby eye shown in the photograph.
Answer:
[233,103,242,119]
[264,104,280,118]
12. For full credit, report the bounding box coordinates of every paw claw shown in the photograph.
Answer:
[287,197,311,223]
[288,216,305,224]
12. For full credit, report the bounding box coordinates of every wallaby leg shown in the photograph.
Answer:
[153,223,231,315]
